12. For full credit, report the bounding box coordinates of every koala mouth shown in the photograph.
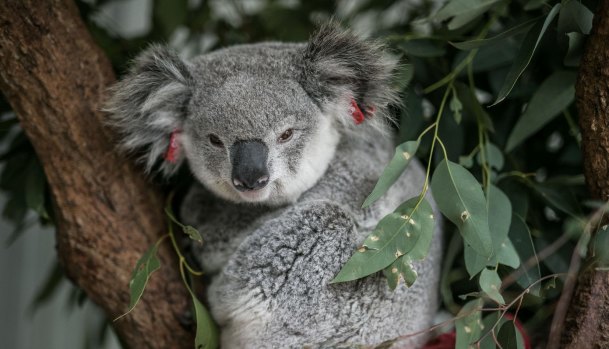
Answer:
[235,183,272,202]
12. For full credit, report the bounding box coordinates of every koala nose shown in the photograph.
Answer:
[230,139,270,191]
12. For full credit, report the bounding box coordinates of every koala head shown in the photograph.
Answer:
[106,23,397,205]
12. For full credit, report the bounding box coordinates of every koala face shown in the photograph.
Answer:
[182,73,339,204]
[106,23,396,205]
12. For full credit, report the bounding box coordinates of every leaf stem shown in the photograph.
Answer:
[423,17,495,94]
[414,85,452,210]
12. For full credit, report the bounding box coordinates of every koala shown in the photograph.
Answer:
[106,23,443,349]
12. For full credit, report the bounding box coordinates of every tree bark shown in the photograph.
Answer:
[0,1,193,348]
[561,1,609,348]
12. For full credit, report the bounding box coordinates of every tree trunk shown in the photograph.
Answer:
[561,1,609,348]
[0,1,193,348]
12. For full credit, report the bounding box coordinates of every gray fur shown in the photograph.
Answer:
[107,23,442,349]
[105,44,193,175]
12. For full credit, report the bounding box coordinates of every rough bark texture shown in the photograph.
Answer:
[561,1,609,348]
[0,1,193,348]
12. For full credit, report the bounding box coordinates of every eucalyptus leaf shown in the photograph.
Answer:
[464,185,516,277]
[487,185,512,248]
[451,17,538,50]
[497,321,525,349]
[477,143,504,171]
[450,92,463,124]
[115,243,161,320]
[464,244,488,277]
[479,268,505,304]
[332,197,434,283]
[455,83,494,132]
[478,312,507,349]
[383,255,418,290]
[491,4,561,105]
[189,286,219,349]
[496,239,520,269]
[509,214,541,296]
[184,225,203,243]
[165,205,204,243]
[505,71,576,152]
[557,0,593,35]
[362,141,419,208]
[398,40,446,57]
[431,159,492,257]
[531,182,580,218]
[564,32,584,67]
[434,0,501,31]
[455,299,483,349]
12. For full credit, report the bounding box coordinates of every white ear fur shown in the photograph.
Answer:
[105,44,193,176]
[299,22,399,134]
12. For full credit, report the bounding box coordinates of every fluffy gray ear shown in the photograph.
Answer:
[300,22,398,129]
[105,44,193,176]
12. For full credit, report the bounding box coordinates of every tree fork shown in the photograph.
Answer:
[0,1,193,348]
[560,1,609,348]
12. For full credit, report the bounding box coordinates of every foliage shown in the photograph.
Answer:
[2,0,609,348]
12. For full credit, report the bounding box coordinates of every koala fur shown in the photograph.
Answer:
[106,23,442,349]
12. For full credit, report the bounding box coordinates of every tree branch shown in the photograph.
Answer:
[561,1,609,348]
[0,1,193,347]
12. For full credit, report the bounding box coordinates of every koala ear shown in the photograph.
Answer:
[105,44,193,176]
[300,22,398,129]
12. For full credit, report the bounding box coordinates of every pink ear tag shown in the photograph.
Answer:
[350,98,365,125]
[164,129,181,163]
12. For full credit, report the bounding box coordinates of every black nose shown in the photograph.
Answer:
[230,139,270,191]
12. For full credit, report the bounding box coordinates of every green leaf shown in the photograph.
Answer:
[505,71,576,151]
[557,0,593,35]
[497,321,525,349]
[434,0,501,30]
[383,255,418,290]
[189,287,219,349]
[491,4,562,105]
[115,243,162,320]
[455,83,494,132]
[525,0,546,11]
[431,159,492,257]
[450,92,463,124]
[531,182,580,218]
[497,239,520,269]
[397,39,446,57]
[459,154,475,168]
[479,268,505,304]
[487,185,512,249]
[362,141,419,208]
[332,197,434,283]
[509,214,541,296]
[564,32,585,67]
[478,312,508,349]
[464,245,488,277]
[451,17,539,50]
[477,143,504,171]
[165,205,204,243]
[184,225,203,243]
[464,185,516,277]
[455,299,483,349]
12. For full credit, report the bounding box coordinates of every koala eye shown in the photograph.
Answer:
[278,128,294,143]
[208,134,224,148]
